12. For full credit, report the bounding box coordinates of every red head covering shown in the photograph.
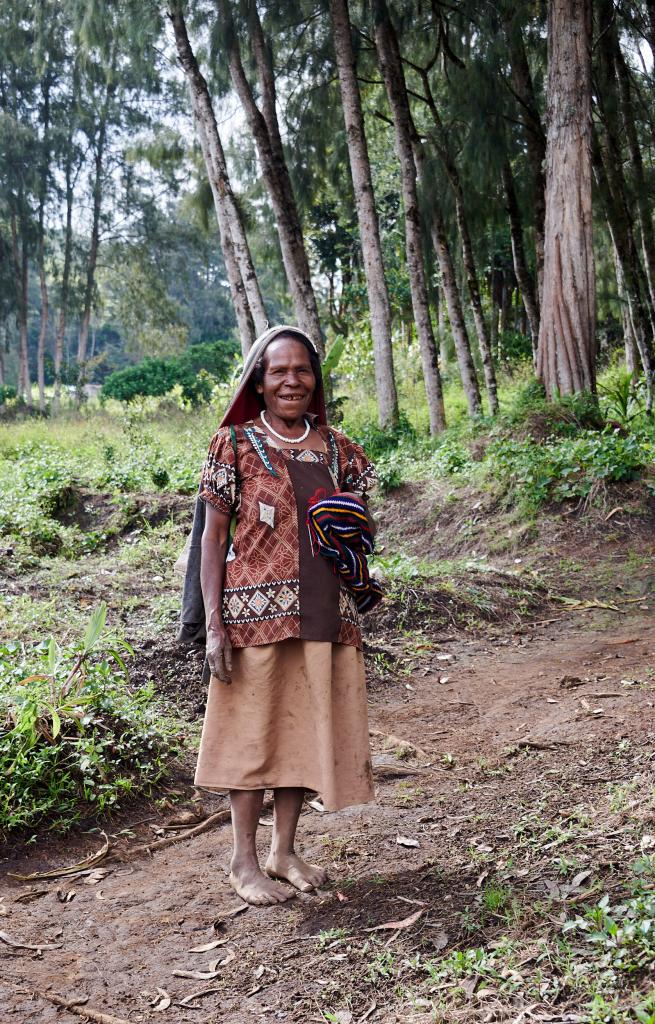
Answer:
[219,325,327,428]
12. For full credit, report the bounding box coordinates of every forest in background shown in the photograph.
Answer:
[3,5,655,1022]
[1,0,655,426]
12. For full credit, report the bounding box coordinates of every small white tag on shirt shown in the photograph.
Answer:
[259,502,275,528]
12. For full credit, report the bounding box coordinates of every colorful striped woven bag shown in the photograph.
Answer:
[307,494,384,613]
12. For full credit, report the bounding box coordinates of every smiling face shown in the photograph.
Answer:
[255,336,317,424]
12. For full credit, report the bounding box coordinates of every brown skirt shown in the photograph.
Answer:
[194,639,375,811]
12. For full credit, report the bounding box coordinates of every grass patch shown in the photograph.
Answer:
[368,553,548,636]
[0,604,181,836]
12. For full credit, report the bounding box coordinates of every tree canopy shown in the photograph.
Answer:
[1,0,654,425]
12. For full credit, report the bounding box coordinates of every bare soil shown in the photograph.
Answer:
[1,481,654,1023]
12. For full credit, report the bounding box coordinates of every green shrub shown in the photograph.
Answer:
[599,369,648,428]
[352,412,417,459]
[487,429,652,511]
[564,888,655,973]
[0,605,179,834]
[0,445,79,554]
[375,452,406,493]
[504,381,605,437]
[101,339,238,405]
[430,436,472,476]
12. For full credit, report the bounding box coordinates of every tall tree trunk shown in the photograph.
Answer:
[612,31,655,312]
[419,75,496,413]
[504,19,547,302]
[37,263,48,411]
[500,277,513,336]
[36,76,51,413]
[77,55,116,398]
[412,143,482,417]
[452,188,497,415]
[643,1,655,66]
[613,242,639,374]
[219,0,323,354]
[437,284,449,366]
[372,0,446,433]
[53,82,76,415]
[502,158,540,363]
[10,209,31,405]
[490,268,501,361]
[537,0,596,399]
[593,138,654,408]
[329,0,398,426]
[168,7,266,356]
[592,3,654,406]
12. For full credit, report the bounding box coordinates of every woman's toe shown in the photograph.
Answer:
[287,867,314,892]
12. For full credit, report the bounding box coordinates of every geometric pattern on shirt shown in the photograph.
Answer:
[200,449,237,515]
[255,425,339,480]
[244,426,278,476]
[225,451,299,591]
[258,501,275,528]
[339,586,360,627]
[285,448,325,464]
[200,422,376,650]
[222,579,300,625]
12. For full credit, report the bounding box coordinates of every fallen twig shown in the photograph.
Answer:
[178,986,221,1007]
[35,990,134,1024]
[369,729,428,760]
[122,799,273,859]
[551,596,622,612]
[8,833,110,882]
[514,739,570,751]
[359,1003,377,1023]
[0,930,61,951]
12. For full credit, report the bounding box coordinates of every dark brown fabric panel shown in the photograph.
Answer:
[286,458,342,642]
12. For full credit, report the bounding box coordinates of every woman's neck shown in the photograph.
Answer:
[260,409,308,435]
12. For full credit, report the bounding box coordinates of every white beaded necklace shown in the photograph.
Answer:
[260,409,311,444]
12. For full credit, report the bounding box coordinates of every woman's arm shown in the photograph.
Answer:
[200,502,233,683]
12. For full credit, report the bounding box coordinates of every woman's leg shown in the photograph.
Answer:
[228,789,294,905]
[265,787,329,891]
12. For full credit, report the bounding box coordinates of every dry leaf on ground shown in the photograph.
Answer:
[167,809,204,827]
[208,949,236,971]
[364,908,425,932]
[150,989,171,1012]
[178,987,221,1007]
[172,969,220,981]
[188,938,229,953]
[396,835,420,848]
[83,869,111,885]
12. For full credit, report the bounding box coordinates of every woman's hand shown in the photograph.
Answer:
[206,622,233,683]
[338,491,376,537]
[201,504,233,684]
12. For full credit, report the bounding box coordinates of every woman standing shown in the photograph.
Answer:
[195,325,378,906]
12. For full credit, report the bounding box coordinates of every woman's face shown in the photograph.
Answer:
[256,337,316,421]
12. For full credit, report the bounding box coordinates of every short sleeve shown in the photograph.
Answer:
[199,427,237,516]
[338,433,378,497]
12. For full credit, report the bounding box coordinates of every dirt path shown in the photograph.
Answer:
[1,610,654,1023]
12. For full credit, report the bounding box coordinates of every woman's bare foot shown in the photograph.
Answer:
[265,852,328,893]
[229,857,295,906]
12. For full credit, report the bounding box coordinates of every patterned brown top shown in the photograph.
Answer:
[199,422,377,650]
